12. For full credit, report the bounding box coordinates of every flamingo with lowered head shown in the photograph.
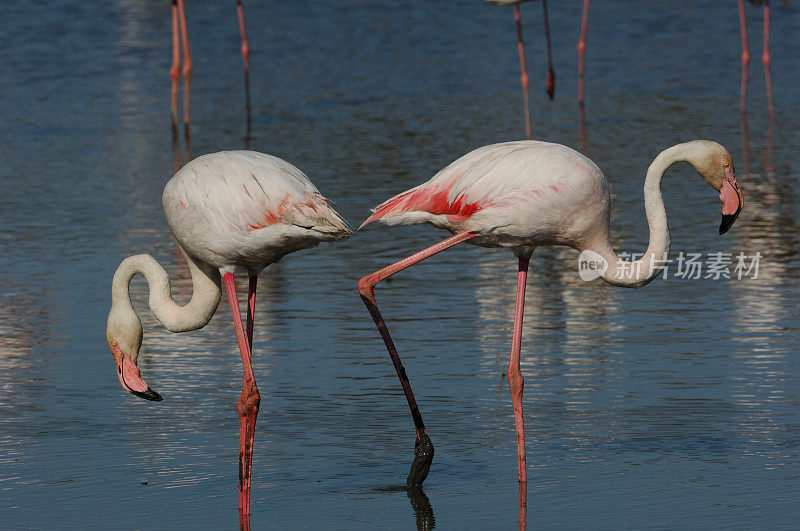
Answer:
[106,151,350,516]
[358,140,743,490]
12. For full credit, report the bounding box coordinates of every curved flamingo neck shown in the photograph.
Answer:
[110,247,221,334]
[590,143,701,288]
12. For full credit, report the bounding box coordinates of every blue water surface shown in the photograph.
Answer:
[1,0,798,528]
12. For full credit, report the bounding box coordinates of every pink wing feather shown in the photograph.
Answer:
[360,173,490,228]
[360,141,603,231]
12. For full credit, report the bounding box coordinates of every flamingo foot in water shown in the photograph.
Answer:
[406,432,434,487]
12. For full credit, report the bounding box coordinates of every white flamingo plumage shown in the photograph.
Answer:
[358,140,743,493]
[106,150,350,516]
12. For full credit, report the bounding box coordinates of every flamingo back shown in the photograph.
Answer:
[362,141,611,249]
[163,151,350,271]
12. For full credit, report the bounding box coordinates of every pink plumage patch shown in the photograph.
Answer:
[246,192,331,231]
[361,177,488,227]
[246,194,293,231]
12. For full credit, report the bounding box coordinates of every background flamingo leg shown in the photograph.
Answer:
[507,255,530,489]
[542,0,555,100]
[762,0,773,118]
[176,0,193,141]
[577,0,590,108]
[738,0,750,114]
[358,231,477,486]
[513,5,532,140]
[223,273,260,516]
[236,0,252,141]
[170,0,181,141]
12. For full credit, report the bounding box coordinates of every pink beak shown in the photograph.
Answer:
[719,170,743,235]
[111,344,162,401]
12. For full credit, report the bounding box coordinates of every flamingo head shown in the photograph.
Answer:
[686,140,743,235]
[106,306,162,401]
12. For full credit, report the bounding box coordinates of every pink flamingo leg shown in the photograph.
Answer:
[762,0,773,118]
[175,0,193,141]
[542,0,555,100]
[508,256,530,490]
[358,230,477,486]
[738,0,750,114]
[577,0,590,108]
[170,0,181,141]
[513,4,532,140]
[236,0,252,140]
[223,273,260,516]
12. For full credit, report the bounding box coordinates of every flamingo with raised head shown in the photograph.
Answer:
[106,151,350,517]
[487,0,555,139]
[170,0,252,141]
[357,140,743,491]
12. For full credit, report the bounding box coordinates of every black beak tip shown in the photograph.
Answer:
[131,387,163,401]
[719,210,741,235]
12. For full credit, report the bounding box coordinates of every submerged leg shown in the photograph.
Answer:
[176,0,193,140]
[542,0,555,100]
[513,4,532,140]
[738,0,750,114]
[236,0,252,140]
[170,0,181,141]
[358,230,477,486]
[762,0,773,118]
[223,272,260,516]
[507,255,530,488]
[577,0,590,108]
